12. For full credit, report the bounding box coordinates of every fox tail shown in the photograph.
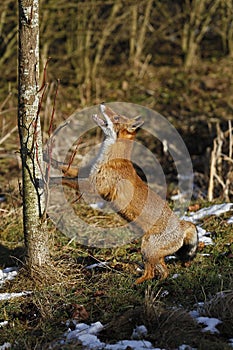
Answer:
[175,221,198,262]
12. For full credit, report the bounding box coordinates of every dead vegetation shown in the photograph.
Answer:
[203,290,233,337]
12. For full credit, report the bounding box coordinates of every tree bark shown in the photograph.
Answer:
[18,0,50,269]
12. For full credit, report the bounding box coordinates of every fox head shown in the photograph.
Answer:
[92,104,144,141]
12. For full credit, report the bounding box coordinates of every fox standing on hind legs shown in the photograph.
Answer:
[53,104,198,284]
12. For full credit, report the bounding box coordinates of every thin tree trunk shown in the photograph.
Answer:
[92,1,122,79]
[134,0,153,68]
[182,0,221,69]
[129,3,137,64]
[18,0,50,269]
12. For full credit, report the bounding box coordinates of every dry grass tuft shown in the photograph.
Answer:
[143,285,165,323]
[100,285,202,348]
[150,307,201,348]
[142,285,202,349]
[203,290,233,337]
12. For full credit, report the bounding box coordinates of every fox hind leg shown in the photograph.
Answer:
[135,261,155,284]
[135,257,168,284]
[157,257,168,279]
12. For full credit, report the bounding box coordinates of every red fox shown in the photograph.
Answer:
[48,104,198,284]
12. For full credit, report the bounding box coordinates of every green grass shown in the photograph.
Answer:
[1,198,233,349]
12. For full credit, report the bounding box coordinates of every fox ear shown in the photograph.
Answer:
[127,115,144,132]
[100,103,117,118]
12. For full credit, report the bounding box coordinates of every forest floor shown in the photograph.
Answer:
[0,199,233,349]
[0,58,233,349]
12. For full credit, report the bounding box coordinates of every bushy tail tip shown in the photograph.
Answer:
[175,222,198,262]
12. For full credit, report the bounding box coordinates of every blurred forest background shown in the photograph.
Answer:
[1,0,233,200]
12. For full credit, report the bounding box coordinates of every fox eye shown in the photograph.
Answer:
[113,115,120,122]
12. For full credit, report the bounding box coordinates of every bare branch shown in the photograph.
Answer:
[0,125,17,146]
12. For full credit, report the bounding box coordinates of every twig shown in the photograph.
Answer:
[48,79,60,137]
[34,60,55,221]
[51,119,71,138]
[208,138,217,201]
[138,53,152,79]
[32,80,48,155]
[228,120,232,160]
[0,107,17,116]
[0,125,17,145]
[63,138,82,176]
[38,57,51,93]
[214,173,225,190]
[208,122,223,201]
[41,80,61,221]
[0,91,12,111]
[221,154,233,164]
[208,121,233,201]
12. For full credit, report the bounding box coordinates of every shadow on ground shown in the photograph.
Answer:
[0,244,25,267]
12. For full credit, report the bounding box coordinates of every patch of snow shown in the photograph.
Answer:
[190,302,205,317]
[229,338,233,347]
[105,340,161,350]
[160,290,169,298]
[89,202,105,210]
[136,266,143,272]
[182,203,233,224]
[196,302,205,308]
[0,267,18,288]
[196,316,222,334]
[190,300,222,335]
[178,345,197,350]
[66,321,104,340]
[0,343,11,350]
[66,321,105,348]
[227,216,233,224]
[181,203,233,248]
[85,262,109,270]
[199,253,210,256]
[0,267,31,301]
[79,334,105,349]
[165,255,176,261]
[196,226,213,245]
[64,322,164,350]
[0,291,32,301]
[171,193,184,201]
[0,321,8,328]
[131,325,148,339]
